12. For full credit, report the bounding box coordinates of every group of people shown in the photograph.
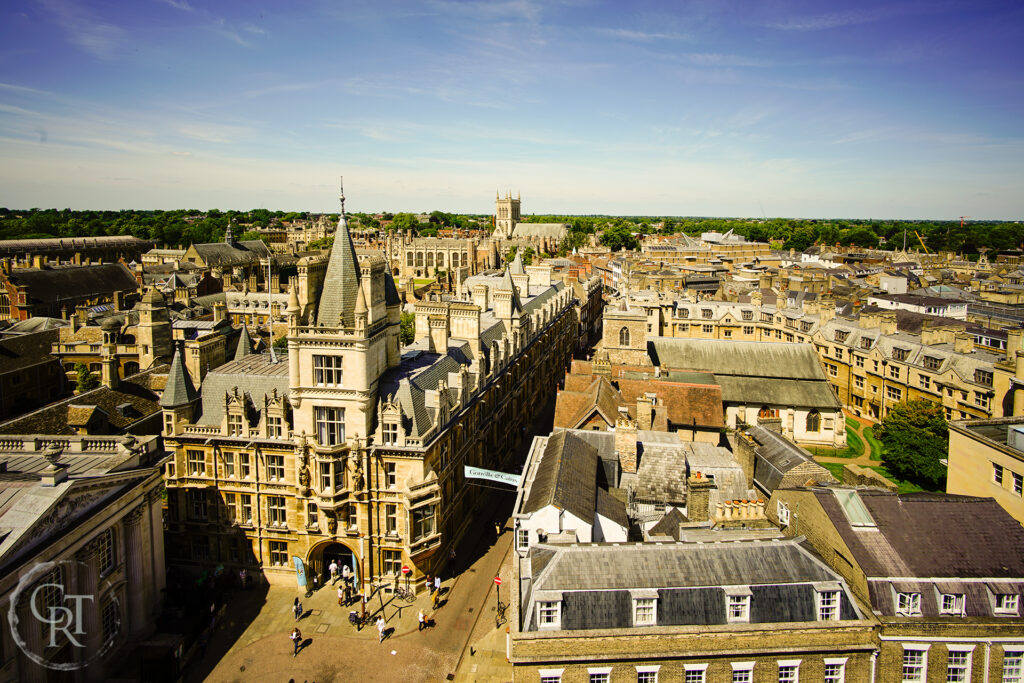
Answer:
[328,559,357,607]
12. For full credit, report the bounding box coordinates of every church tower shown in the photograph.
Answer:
[494,190,520,239]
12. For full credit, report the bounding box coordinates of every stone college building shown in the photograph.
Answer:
[162,188,579,593]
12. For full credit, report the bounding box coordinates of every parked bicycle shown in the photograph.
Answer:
[393,584,417,603]
[495,600,508,628]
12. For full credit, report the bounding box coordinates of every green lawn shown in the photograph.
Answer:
[863,427,884,461]
[805,429,863,459]
[819,461,848,481]
[413,278,434,285]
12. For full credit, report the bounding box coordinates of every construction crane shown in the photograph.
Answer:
[959,215,971,228]
[914,231,929,254]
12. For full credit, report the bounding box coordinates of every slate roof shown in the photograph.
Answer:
[634,434,688,503]
[511,223,569,239]
[647,338,825,380]
[161,349,197,408]
[815,489,1024,579]
[522,432,600,522]
[0,367,166,435]
[0,329,60,375]
[750,426,834,493]
[648,507,689,539]
[315,217,361,328]
[7,263,139,305]
[595,487,628,528]
[195,353,290,427]
[529,538,848,592]
[716,375,841,408]
[189,239,272,266]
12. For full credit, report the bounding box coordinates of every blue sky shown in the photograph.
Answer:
[1,0,1022,218]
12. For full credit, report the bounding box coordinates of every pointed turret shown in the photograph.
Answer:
[509,249,525,275]
[234,324,252,361]
[161,346,198,408]
[315,177,361,328]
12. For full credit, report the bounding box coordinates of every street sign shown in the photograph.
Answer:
[494,576,502,585]
[464,465,522,487]
[401,565,410,575]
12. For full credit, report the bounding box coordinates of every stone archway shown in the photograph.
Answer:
[307,539,359,586]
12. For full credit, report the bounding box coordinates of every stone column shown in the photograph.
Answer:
[147,488,167,604]
[74,541,101,662]
[123,504,149,636]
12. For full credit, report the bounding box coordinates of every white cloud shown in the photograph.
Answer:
[35,0,124,59]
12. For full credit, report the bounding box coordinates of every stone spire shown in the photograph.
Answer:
[509,249,525,275]
[234,324,252,361]
[315,176,361,328]
[161,345,197,408]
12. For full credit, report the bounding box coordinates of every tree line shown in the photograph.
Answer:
[1,207,1018,255]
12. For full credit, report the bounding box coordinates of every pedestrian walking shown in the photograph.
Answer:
[432,590,440,610]
[329,560,339,584]
[495,521,501,536]
[418,609,426,631]
[344,583,352,605]
[337,585,344,608]
[426,575,433,594]
[293,597,303,621]
[433,575,441,595]
[376,616,386,643]
[239,568,247,590]
[342,564,351,583]
[290,627,302,657]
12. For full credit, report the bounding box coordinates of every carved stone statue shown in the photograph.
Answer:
[326,511,337,535]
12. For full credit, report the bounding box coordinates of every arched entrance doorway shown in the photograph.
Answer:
[307,540,359,587]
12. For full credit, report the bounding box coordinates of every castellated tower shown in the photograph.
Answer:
[494,190,520,239]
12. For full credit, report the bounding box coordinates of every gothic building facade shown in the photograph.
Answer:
[162,187,579,593]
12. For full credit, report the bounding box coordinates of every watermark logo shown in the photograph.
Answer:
[8,560,120,672]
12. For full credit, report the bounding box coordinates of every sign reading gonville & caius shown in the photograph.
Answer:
[464,465,521,487]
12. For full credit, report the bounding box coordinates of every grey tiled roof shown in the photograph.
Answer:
[522,431,599,521]
[530,538,845,592]
[190,240,272,266]
[647,338,826,380]
[234,325,252,361]
[161,349,198,408]
[195,353,289,426]
[315,219,361,328]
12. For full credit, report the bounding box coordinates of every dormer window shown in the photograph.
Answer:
[816,589,840,621]
[679,309,689,319]
[227,413,244,436]
[382,422,399,445]
[896,591,921,616]
[632,594,658,626]
[924,356,942,371]
[725,588,752,623]
[701,308,713,319]
[860,337,872,350]
[892,347,909,362]
[834,330,849,343]
[267,414,284,439]
[940,593,965,616]
[537,600,561,629]
[742,310,753,321]
[995,593,1019,616]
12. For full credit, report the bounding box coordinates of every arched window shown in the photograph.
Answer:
[416,252,424,267]
[426,252,434,267]
[806,410,821,432]
[407,252,414,266]
[437,253,445,267]
[619,327,630,347]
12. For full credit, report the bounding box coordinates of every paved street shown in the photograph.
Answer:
[189,396,552,683]
[192,501,516,683]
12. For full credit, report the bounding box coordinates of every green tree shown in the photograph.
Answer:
[74,362,99,393]
[390,213,420,233]
[238,230,270,244]
[600,224,638,252]
[876,400,948,490]
[399,311,415,346]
